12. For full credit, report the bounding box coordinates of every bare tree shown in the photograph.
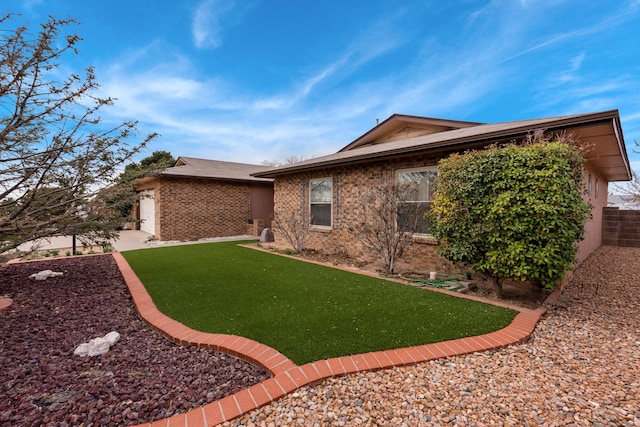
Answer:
[0,14,157,256]
[260,154,311,168]
[612,140,640,204]
[346,181,424,274]
[272,210,308,254]
[619,170,640,203]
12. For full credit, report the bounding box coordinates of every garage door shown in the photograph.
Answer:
[139,190,155,235]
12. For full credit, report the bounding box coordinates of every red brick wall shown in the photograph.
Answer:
[156,178,256,241]
[273,154,455,274]
[273,153,606,275]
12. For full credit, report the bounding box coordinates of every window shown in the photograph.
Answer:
[588,173,592,197]
[397,167,438,234]
[595,177,599,199]
[310,178,332,227]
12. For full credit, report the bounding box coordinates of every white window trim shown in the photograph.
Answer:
[309,177,333,229]
[396,166,438,237]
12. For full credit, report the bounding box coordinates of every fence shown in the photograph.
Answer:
[602,207,640,247]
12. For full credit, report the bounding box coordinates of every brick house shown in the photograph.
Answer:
[134,157,274,241]
[253,110,632,274]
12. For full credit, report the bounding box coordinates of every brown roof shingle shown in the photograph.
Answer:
[162,157,273,183]
[253,110,631,181]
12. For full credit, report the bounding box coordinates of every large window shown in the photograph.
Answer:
[397,167,437,234]
[310,178,332,227]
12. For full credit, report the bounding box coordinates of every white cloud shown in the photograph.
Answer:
[191,0,260,49]
[89,1,640,166]
[192,0,235,49]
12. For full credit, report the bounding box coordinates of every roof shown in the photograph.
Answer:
[161,157,273,183]
[253,110,631,182]
[339,114,482,152]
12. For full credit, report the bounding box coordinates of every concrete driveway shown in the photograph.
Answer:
[16,230,153,253]
[16,230,257,253]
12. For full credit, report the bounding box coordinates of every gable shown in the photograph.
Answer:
[339,114,482,152]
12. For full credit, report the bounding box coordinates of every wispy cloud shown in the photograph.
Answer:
[191,0,259,49]
[192,0,228,48]
[91,1,640,165]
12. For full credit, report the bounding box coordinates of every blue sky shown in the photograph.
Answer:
[9,0,640,176]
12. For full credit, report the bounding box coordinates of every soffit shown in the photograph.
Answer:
[570,120,631,181]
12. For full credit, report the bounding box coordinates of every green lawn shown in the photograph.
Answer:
[122,241,516,365]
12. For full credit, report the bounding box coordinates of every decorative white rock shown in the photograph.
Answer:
[73,343,90,357]
[87,337,111,357]
[103,331,120,346]
[29,270,64,281]
[74,331,120,357]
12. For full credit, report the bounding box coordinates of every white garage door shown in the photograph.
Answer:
[139,190,155,235]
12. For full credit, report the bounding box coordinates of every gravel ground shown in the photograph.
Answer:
[0,255,268,426]
[225,246,640,427]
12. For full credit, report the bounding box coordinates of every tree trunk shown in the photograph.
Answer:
[488,275,503,298]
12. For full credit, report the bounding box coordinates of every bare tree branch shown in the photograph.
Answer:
[0,14,158,257]
[272,210,309,254]
[346,180,424,274]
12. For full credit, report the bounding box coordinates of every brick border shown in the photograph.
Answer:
[111,252,551,427]
[0,296,12,313]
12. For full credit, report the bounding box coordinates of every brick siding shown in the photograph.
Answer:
[273,154,457,274]
[273,153,608,275]
[602,207,640,247]
[156,178,256,241]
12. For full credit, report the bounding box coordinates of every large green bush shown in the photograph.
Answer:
[429,140,590,296]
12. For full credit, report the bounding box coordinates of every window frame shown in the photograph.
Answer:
[309,177,333,228]
[395,166,438,236]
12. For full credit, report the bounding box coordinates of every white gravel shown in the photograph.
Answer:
[223,246,640,426]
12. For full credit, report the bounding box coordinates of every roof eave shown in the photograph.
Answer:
[160,172,273,183]
[253,109,626,179]
[611,116,632,181]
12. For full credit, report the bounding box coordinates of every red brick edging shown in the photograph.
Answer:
[0,296,12,313]
[110,252,551,427]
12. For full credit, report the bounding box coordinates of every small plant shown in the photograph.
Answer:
[43,249,60,257]
[88,250,96,254]
[99,241,113,253]
[273,211,308,254]
[65,251,71,256]
[284,249,295,255]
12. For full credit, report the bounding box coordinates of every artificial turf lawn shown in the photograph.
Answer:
[122,241,517,365]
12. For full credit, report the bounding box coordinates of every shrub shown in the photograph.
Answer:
[429,138,590,296]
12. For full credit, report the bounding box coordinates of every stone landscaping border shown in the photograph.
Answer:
[111,251,555,427]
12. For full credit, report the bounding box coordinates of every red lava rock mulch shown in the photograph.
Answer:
[0,255,268,426]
